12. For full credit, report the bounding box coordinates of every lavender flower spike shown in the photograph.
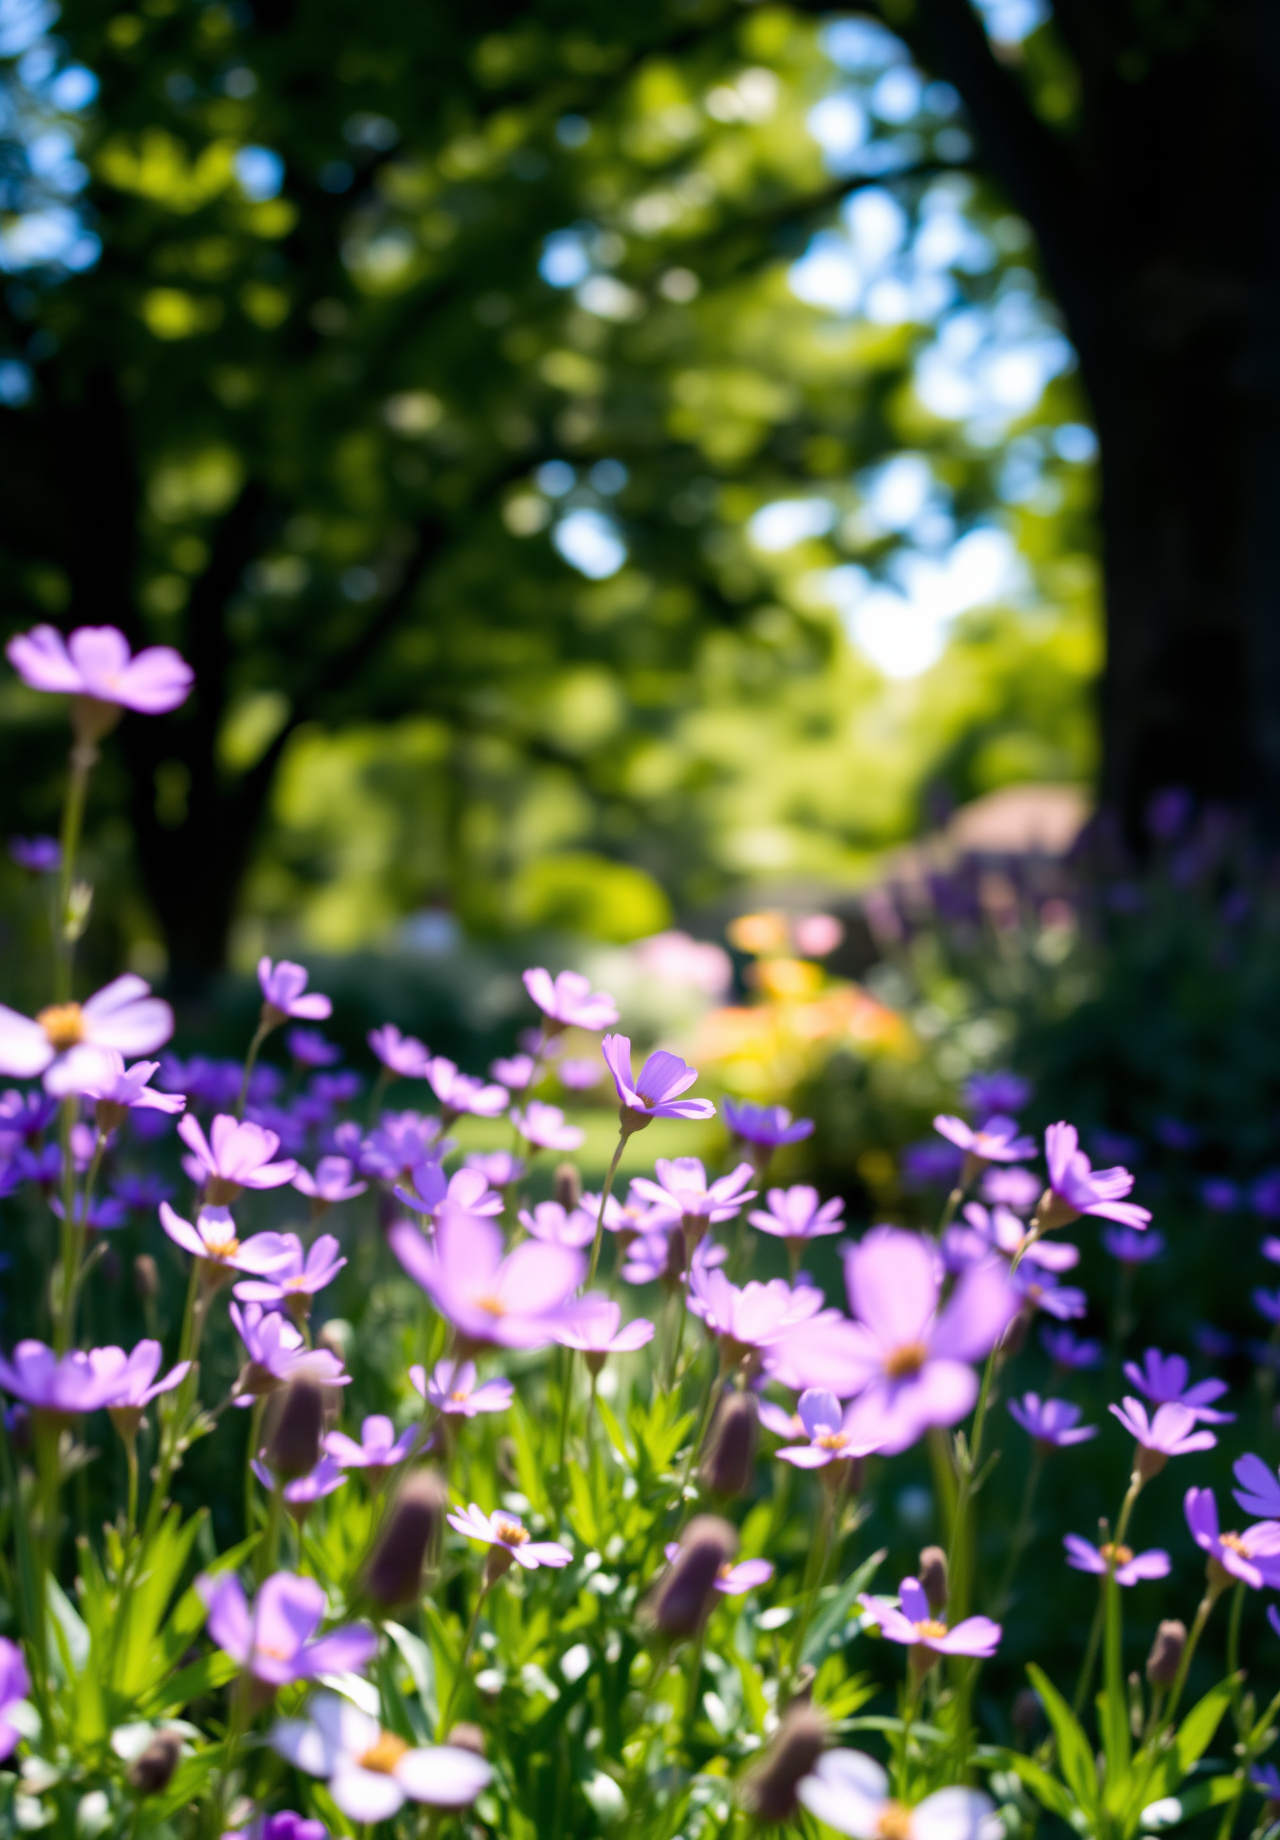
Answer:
[258,958,332,1023]
[1124,1349,1234,1424]
[1063,1533,1170,1587]
[799,1750,994,1840]
[409,1358,514,1418]
[7,622,192,713]
[1040,1122,1152,1231]
[601,1033,716,1131]
[1184,1488,1280,1589]
[1007,1394,1098,1449]
[271,1692,491,1821]
[0,974,173,1087]
[199,1571,375,1685]
[858,1576,1001,1659]
[389,1211,586,1349]
[523,967,619,1032]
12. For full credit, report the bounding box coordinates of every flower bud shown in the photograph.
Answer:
[364,1469,447,1608]
[1146,1618,1186,1687]
[647,1515,736,1638]
[127,1730,183,1795]
[739,1703,826,1823]
[264,1378,324,1482]
[446,1723,485,1756]
[700,1391,758,1499]
[553,1163,582,1211]
[1012,1688,1041,1735]
[1135,1445,1167,1483]
[133,1254,159,1303]
[918,1546,948,1615]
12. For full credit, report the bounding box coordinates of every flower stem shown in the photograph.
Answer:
[1226,1579,1247,1732]
[1160,1586,1220,1732]
[586,1129,628,1290]
[1071,1588,1106,1718]
[53,1098,83,1355]
[787,1484,836,1690]
[438,1584,488,1739]
[236,1017,272,1119]
[54,739,94,1002]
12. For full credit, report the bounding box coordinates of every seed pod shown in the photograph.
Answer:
[127,1730,183,1795]
[1146,1618,1187,1687]
[364,1469,447,1608]
[553,1163,582,1211]
[133,1254,159,1303]
[264,1377,324,1482]
[648,1515,736,1638]
[700,1390,758,1499]
[740,1703,826,1823]
[918,1546,948,1615]
[1012,1687,1041,1734]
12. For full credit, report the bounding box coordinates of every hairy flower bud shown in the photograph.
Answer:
[1135,1445,1168,1483]
[127,1730,183,1796]
[264,1377,324,1482]
[648,1515,736,1639]
[133,1254,159,1303]
[364,1469,447,1608]
[919,1546,948,1615]
[700,1390,758,1499]
[553,1163,582,1211]
[1146,1619,1187,1687]
[740,1703,826,1823]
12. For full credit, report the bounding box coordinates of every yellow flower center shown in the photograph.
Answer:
[475,1294,508,1316]
[914,1619,948,1640]
[1101,1542,1133,1566]
[493,1516,529,1546]
[450,1389,470,1403]
[1221,1532,1250,1557]
[37,1002,85,1050]
[815,1431,848,1451]
[884,1341,928,1379]
[204,1232,240,1261]
[359,1731,410,1774]
[877,1803,914,1840]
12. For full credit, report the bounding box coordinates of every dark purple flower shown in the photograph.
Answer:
[1202,1178,1240,1213]
[0,1088,57,1140]
[313,1070,362,1108]
[1008,1394,1097,1448]
[1123,1350,1233,1423]
[110,1170,173,1211]
[1255,1288,1280,1325]
[50,1192,129,1230]
[1063,1534,1170,1586]
[1041,1327,1103,1368]
[258,959,331,1023]
[389,1211,587,1349]
[1252,1173,1280,1220]
[1102,1225,1166,1266]
[355,1111,446,1180]
[199,1570,375,1685]
[1010,1265,1087,1321]
[252,1813,328,1840]
[1154,1117,1199,1153]
[722,1098,815,1150]
[287,1028,341,1068]
[1042,1123,1151,1231]
[1185,1488,1280,1589]
[7,623,192,712]
[601,1034,715,1129]
[963,1071,1031,1116]
[8,835,60,873]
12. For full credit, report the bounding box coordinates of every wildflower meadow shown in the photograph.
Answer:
[2,621,1279,1840]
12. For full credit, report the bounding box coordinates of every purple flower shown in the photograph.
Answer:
[555,1299,655,1359]
[368,1025,431,1079]
[50,1192,129,1230]
[933,1114,1035,1165]
[1063,1534,1170,1586]
[511,1100,585,1152]
[97,1339,190,1415]
[0,1340,127,1415]
[1042,1326,1104,1369]
[0,1088,57,1141]
[178,1114,298,1201]
[662,1541,774,1594]
[246,1813,327,1840]
[620,1227,727,1288]
[523,967,619,1032]
[748,1186,844,1243]
[601,1034,716,1129]
[1103,1226,1165,1265]
[258,958,332,1023]
[324,1415,419,1479]
[1202,1178,1240,1213]
[859,1576,1001,1658]
[355,1111,446,1180]
[229,1302,349,1399]
[1252,1173,1280,1220]
[292,1156,366,1205]
[1123,1350,1233,1423]
[768,1229,1016,1453]
[389,1211,587,1349]
[426,1057,508,1121]
[1007,1394,1097,1448]
[465,1150,525,1187]
[7,623,192,712]
[558,1057,601,1091]
[961,1202,1079,1272]
[52,1049,187,1117]
[447,1502,572,1569]
[251,1454,347,1516]
[8,835,60,873]
[492,1053,536,1090]
[980,1165,1042,1214]
[1185,1488,1280,1589]
[631,1157,755,1234]
[1250,1765,1280,1799]
[901,1140,963,1190]
[271,1693,491,1821]
[518,1201,596,1249]
[200,1571,375,1685]
[1255,1288,1280,1325]
[799,1751,994,1840]
[111,1171,172,1211]
[964,1070,1031,1115]
[773,1387,886,1468]
[583,1183,658,1238]
[1110,1398,1217,1461]
[1042,1122,1152,1231]
[233,1234,346,1311]
[0,1637,30,1759]
[1233,1454,1280,1518]
[1262,1238,1280,1265]
[287,1028,341,1068]
[688,1268,829,1365]
[409,1357,513,1418]
[1010,1265,1087,1321]
[722,1098,815,1150]
[0,974,173,1088]
[394,1164,501,1222]
[311,1073,361,1109]
[1154,1116,1199,1152]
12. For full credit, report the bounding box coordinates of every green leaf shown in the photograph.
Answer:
[801,1548,886,1665]
[1101,1577,1132,1781]
[1140,1773,1242,1829]
[384,1619,437,1729]
[1027,1664,1099,1818]
[139,1648,238,1716]
[1002,1751,1086,1826]
[595,1398,632,1466]
[1173,1679,1235,1777]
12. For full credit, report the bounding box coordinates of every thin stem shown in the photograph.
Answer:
[675,1367,728,1514]
[787,1485,836,1688]
[236,1017,273,1119]
[585,1130,628,1289]
[54,740,93,1002]
[1071,1589,1106,1718]
[366,1065,391,1126]
[682,1623,708,1752]
[438,1584,489,1739]
[124,1435,139,1538]
[1227,1580,1247,1732]
[53,1098,81,1354]
[1161,1588,1220,1732]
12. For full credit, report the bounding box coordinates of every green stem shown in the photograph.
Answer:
[787,1486,835,1687]
[54,740,93,1002]
[1227,1580,1247,1732]
[1071,1589,1106,1719]
[124,1435,139,1539]
[236,1017,273,1118]
[1160,1588,1220,1732]
[586,1130,628,1289]
[438,1584,488,1739]
[53,1098,81,1354]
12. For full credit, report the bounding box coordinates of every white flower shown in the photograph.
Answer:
[0,974,172,1091]
[272,1692,491,1821]
[799,1750,997,1840]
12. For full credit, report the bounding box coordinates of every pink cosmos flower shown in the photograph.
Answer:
[632,1157,755,1234]
[410,1357,513,1418]
[1110,1398,1217,1460]
[523,968,619,1032]
[859,1576,1001,1658]
[687,1267,829,1365]
[767,1228,1017,1453]
[258,959,332,1023]
[1125,1350,1233,1424]
[933,1114,1036,1164]
[293,1156,366,1206]
[368,1025,431,1079]
[555,1299,655,1359]
[389,1211,587,1349]
[426,1057,508,1120]
[1007,1394,1097,1448]
[232,1234,346,1310]
[229,1302,349,1399]
[394,1164,502,1222]
[1042,1122,1152,1230]
[799,1750,994,1840]
[601,1034,715,1128]
[1063,1533,1170,1586]
[492,1053,536,1090]
[271,1692,491,1821]
[662,1542,774,1594]
[558,1057,601,1091]
[0,1639,29,1760]
[447,1502,572,1569]
[159,1201,296,1278]
[178,1114,298,1200]
[519,1200,596,1249]
[47,1048,186,1116]
[1185,1487,1280,1589]
[0,974,173,1088]
[199,1571,375,1685]
[324,1415,420,1479]
[748,1185,844,1243]
[7,623,192,713]
[0,1340,132,1414]
[511,1100,585,1152]
[773,1387,886,1469]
